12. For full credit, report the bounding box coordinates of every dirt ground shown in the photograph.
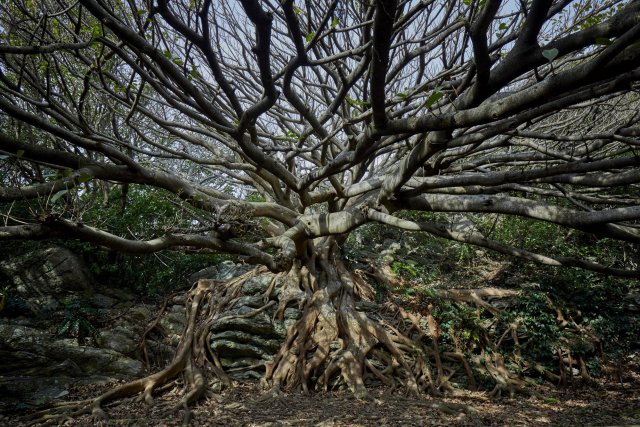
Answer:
[4,371,640,426]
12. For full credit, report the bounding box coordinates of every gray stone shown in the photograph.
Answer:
[0,349,50,372]
[189,266,219,283]
[211,340,272,359]
[46,359,84,377]
[127,306,153,321]
[98,330,138,354]
[190,261,255,283]
[0,324,143,378]
[159,305,187,335]
[0,254,197,412]
[0,246,94,297]
[210,313,281,337]
[219,357,263,369]
[283,307,302,320]
[241,275,276,295]
[210,330,281,353]
[212,305,287,337]
[380,241,401,263]
[233,294,268,309]
[90,293,118,308]
[144,340,176,364]
[46,339,144,377]
[216,261,253,280]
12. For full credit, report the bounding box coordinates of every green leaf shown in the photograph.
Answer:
[51,189,69,204]
[595,37,612,46]
[16,149,25,158]
[498,22,507,30]
[293,6,303,15]
[136,9,146,15]
[542,48,559,62]
[25,0,37,13]
[305,32,314,43]
[424,91,444,109]
[285,130,299,140]
[463,0,471,5]
[345,96,369,107]
[331,17,339,27]
[76,174,93,184]
[57,320,71,336]
[91,23,102,39]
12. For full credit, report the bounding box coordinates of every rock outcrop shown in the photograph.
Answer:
[0,246,94,298]
[208,273,302,379]
[0,247,179,412]
[0,251,292,411]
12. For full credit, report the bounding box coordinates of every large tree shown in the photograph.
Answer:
[1,0,640,418]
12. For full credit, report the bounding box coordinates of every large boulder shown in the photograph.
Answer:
[206,273,303,380]
[189,260,253,283]
[0,247,153,412]
[0,246,94,299]
[0,323,144,378]
[0,321,145,412]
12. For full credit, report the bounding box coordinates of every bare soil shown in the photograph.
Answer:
[5,372,639,426]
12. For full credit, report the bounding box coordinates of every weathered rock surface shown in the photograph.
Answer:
[190,260,253,283]
[208,273,293,380]
[202,264,388,380]
[0,247,166,412]
[0,246,94,297]
[0,323,144,377]
[0,313,148,412]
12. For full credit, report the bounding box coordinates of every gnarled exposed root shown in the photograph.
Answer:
[264,260,432,398]
[473,353,531,398]
[24,269,268,426]
[23,257,605,425]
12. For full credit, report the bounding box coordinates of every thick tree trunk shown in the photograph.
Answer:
[264,255,421,397]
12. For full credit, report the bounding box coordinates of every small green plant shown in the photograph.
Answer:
[391,260,419,278]
[497,290,561,361]
[55,299,98,345]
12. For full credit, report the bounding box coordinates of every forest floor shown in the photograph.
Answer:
[5,370,640,426]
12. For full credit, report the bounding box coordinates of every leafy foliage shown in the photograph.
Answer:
[0,185,227,297]
[75,186,228,296]
[54,299,98,345]
[496,289,561,361]
[349,216,639,382]
[539,269,640,361]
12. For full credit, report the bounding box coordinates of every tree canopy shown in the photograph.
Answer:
[1,0,640,276]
